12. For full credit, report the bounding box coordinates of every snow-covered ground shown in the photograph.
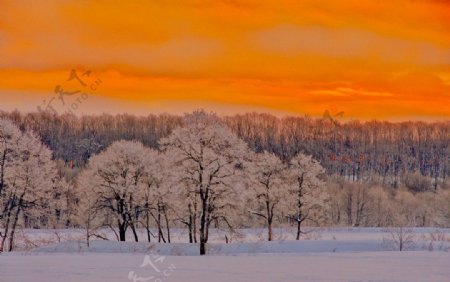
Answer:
[1,228,449,281]
[2,252,449,282]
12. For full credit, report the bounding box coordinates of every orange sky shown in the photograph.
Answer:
[0,0,449,120]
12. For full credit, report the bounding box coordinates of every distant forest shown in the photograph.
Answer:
[1,111,448,190]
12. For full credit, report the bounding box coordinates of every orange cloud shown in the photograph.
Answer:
[0,0,449,120]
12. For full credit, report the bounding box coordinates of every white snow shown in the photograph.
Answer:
[1,252,449,282]
[2,228,449,282]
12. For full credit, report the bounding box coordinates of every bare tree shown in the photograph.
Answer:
[382,226,416,251]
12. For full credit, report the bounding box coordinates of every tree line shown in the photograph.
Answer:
[1,111,328,254]
[0,110,449,254]
[1,110,448,191]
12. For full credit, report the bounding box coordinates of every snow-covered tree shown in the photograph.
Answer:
[0,119,21,197]
[54,159,80,228]
[0,119,58,251]
[366,186,395,227]
[140,150,174,243]
[160,110,249,255]
[248,151,287,241]
[287,154,328,239]
[76,196,98,247]
[174,177,200,243]
[77,140,150,242]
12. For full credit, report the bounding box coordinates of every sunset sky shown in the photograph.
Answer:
[0,0,449,120]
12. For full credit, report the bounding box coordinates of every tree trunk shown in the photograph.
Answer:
[193,202,198,243]
[267,218,273,241]
[296,175,304,241]
[199,189,208,255]
[156,203,166,243]
[199,222,207,255]
[118,222,126,241]
[163,205,171,243]
[200,240,206,255]
[145,209,151,242]
[130,222,139,242]
[158,204,162,243]
[188,222,193,243]
[0,199,14,252]
[188,220,193,243]
[0,210,11,252]
[8,205,21,252]
[266,199,273,241]
[117,199,127,241]
[346,192,353,225]
[296,219,302,240]
[86,204,91,247]
[187,203,193,243]
[199,210,207,255]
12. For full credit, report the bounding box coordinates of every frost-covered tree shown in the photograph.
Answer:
[287,154,328,239]
[366,186,395,227]
[160,110,249,255]
[77,196,98,247]
[54,159,80,228]
[0,119,21,197]
[0,119,57,252]
[77,140,150,242]
[248,151,287,241]
[140,150,174,243]
[175,179,200,243]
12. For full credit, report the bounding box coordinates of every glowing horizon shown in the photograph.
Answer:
[1,0,449,120]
